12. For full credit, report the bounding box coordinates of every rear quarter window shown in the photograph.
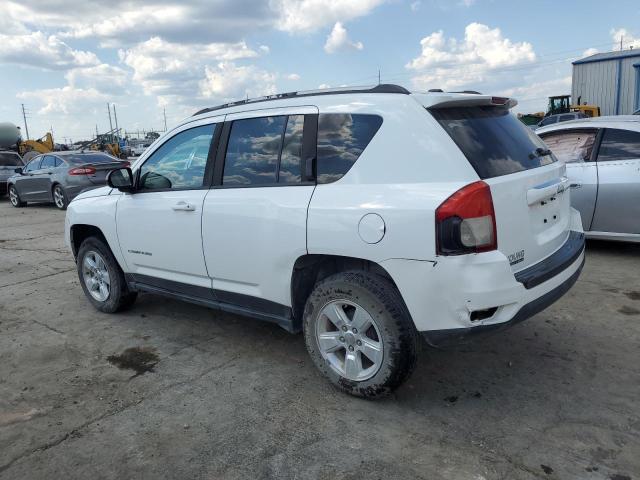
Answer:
[430,106,556,179]
[316,114,383,184]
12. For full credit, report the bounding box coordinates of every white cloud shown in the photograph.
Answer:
[324,22,364,53]
[0,31,99,70]
[611,28,640,50]
[65,64,129,94]
[582,47,599,58]
[504,76,572,106]
[259,45,271,54]
[200,62,277,101]
[406,23,536,90]
[318,84,331,89]
[119,37,259,100]
[410,1,421,11]
[18,86,107,115]
[287,73,301,80]
[272,0,385,33]
[459,0,476,6]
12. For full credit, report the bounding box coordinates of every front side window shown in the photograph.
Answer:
[559,114,576,122]
[541,130,597,164]
[223,116,287,186]
[24,157,42,172]
[139,124,215,190]
[597,128,640,162]
[316,114,383,184]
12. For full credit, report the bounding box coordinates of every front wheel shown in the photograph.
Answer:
[303,271,418,398]
[53,184,68,210]
[8,185,26,207]
[77,237,137,313]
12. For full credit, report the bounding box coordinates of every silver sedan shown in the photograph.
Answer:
[537,116,640,243]
[7,151,129,210]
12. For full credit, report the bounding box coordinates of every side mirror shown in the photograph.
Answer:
[14,167,23,174]
[107,167,135,193]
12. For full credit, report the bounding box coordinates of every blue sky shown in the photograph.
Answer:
[1,0,638,142]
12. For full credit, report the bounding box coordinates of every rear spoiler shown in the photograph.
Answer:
[413,93,518,110]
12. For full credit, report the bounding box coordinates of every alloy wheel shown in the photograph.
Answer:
[315,299,384,381]
[82,250,111,302]
[53,186,65,209]
[9,186,18,206]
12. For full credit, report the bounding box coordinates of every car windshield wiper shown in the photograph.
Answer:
[528,147,552,160]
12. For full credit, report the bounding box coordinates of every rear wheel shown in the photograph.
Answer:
[8,185,25,207]
[303,271,418,398]
[52,184,68,210]
[77,237,137,313]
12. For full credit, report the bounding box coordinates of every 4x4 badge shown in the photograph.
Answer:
[508,250,525,266]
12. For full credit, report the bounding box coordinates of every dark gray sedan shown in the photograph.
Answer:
[7,151,129,210]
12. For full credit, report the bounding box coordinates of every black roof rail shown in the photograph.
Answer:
[449,90,483,95]
[192,84,410,116]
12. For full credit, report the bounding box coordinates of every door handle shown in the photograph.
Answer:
[569,183,582,189]
[172,201,195,211]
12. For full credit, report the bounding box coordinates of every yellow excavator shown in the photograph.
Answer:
[18,132,55,160]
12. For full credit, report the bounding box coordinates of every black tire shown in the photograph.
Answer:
[52,184,68,210]
[8,185,26,207]
[77,236,137,313]
[303,271,418,399]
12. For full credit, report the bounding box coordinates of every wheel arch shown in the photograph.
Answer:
[69,224,109,259]
[290,254,409,326]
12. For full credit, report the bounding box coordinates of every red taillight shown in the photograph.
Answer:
[436,181,497,255]
[491,96,509,105]
[121,161,130,168]
[68,166,96,175]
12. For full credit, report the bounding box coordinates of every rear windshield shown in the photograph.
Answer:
[65,153,119,164]
[0,152,22,166]
[430,106,555,179]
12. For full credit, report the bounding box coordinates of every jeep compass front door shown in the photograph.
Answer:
[116,119,220,293]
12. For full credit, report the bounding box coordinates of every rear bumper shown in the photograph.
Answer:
[421,253,584,346]
[381,209,586,347]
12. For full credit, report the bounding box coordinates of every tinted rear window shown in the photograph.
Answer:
[431,106,555,179]
[66,153,119,164]
[0,152,22,166]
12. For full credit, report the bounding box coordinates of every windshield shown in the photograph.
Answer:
[65,153,120,164]
[0,152,23,166]
[430,106,556,179]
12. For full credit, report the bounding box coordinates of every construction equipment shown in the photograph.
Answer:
[77,128,127,159]
[547,95,600,118]
[18,132,55,157]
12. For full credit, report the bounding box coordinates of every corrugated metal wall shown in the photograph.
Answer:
[572,57,639,115]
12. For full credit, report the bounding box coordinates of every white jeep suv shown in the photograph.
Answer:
[65,84,585,398]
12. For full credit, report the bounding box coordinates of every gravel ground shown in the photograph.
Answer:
[0,200,639,480]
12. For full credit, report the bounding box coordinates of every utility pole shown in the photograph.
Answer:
[113,104,120,139]
[378,69,381,85]
[107,103,114,141]
[163,107,167,132]
[96,124,99,139]
[620,35,624,51]
[21,104,30,140]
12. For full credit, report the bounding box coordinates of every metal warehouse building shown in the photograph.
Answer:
[572,49,640,115]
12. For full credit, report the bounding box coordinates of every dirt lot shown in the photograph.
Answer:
[0,200,639,480]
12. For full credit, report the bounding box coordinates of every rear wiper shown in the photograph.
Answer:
[528,147,552,159]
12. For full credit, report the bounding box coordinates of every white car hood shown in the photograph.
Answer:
[73,186,113,201]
